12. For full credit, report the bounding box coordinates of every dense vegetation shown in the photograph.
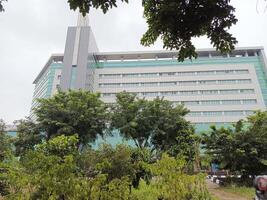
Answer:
[202,112,267,177]
[0,90,212,200]
[1,90,267,199]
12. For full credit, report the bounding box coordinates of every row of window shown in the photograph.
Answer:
[101,89,255,97]
[187,110,254,117]
[99,79,252,88]
[180,99,257,106]
[99,69,249,79]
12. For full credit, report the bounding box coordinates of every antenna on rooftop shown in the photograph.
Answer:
[77,12,89,27]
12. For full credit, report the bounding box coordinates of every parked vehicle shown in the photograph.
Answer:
[254,175,267,200]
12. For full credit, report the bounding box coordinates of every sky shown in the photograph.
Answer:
[0,0,267,124]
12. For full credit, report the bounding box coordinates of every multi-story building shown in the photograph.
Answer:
[31,16,267,132]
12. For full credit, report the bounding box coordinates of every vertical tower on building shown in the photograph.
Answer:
[60,14,98,91]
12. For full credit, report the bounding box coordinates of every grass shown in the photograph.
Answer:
[219,185,255,199]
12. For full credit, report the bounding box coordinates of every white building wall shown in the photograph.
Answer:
[93,63,266,123]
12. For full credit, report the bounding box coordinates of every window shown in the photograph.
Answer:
[179,81,196,85]
[122,73,139,78]
[100,74,121,78]
[179,72,195,76]
[203,111,222,116]
[187,112,202,117]
[179,91,198,95]
[236,70,249,74]
[141,82,158,87]
[123,83,140,87]
[142,92,159,97]
[218,79,236,84]
[240,89,254,94]
[220,90,238,95]
[140,73,158,77]
[182,101,200,105]
[243,99,257,104]
[197,71,215,76]
[221,100,241,105]
[159,82,176,86]
[237,79,251,84]
[161,91,177,96]
[99,83,120,88]
[224,111,244,116]
[198,80,216,85]
[216,70,235,75]
[160,72,175,76]
[200,90,218,95]
[202,100,220,105]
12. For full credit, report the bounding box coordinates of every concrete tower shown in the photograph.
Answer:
[60,13,98,91]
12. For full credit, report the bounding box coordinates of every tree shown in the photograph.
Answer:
[34,90,109,147]
[67,0,237,61]
[79,144,136,181]
[0,0,7,12]
[132,154,213,200]
[13,118,42,157]
[0,119,13,196]
[110,92,152,149]
[111,92,197,159]
[1,135,134,200]
[202,112,267,176]
[2,135,90,199]
[0,119,12,161]
[79,144,153,188]
[202,125,237,171]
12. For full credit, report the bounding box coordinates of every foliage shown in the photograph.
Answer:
[35,134,79,157]
[200,154,213,171]
[131,179,159,200]
[79,144,153,188]
[0,119,12,162]
[79,144,136,181]
[202,111,267,175]
[132,154,213,200]
[110,92,152,148]
[34,90,109,146]
[0,0,7,12]
[111,92,197,160]
[130,147,154,187]
[93,176,132,200]
[13,118,42,157]
[66,0,237,61]
[0,119,13,196]
[1,134,214,199]
[1,135,136,200]
[141,0,237,61]
[68,0,128,14]
[2,135,88,200]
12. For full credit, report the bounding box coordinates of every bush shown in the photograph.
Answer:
[1,136,213,200]
[133,154,213,200]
